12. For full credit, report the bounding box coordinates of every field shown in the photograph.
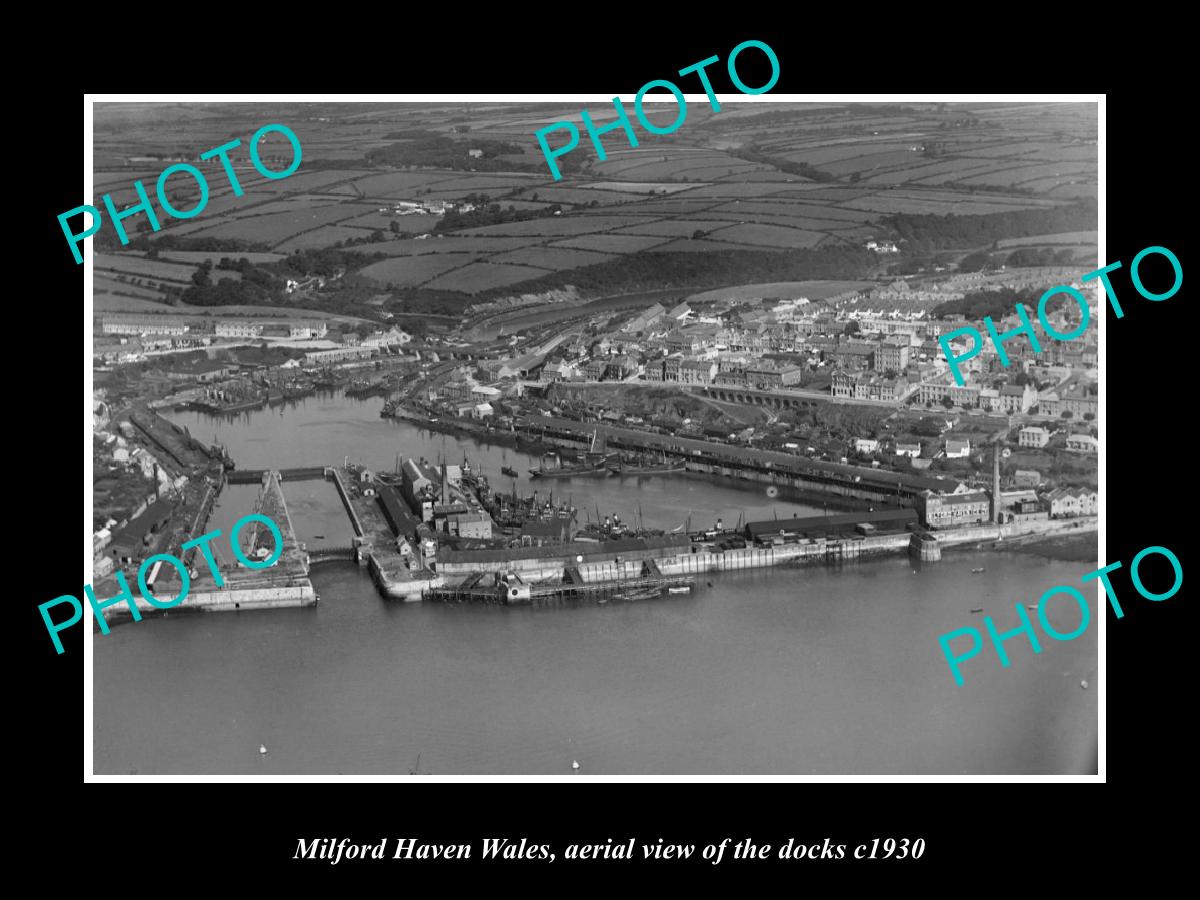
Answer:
[359,254,485,287]
[425,262,548,293]
[488,246,615,270]
[997,231,1097,248]
[550,234,671,253]
[91,100,1098,302]
[95,253,199,285]
[708,222,828,249]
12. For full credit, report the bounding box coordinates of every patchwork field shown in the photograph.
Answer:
[359,254,485,286]
[92,100,1097,302]
[425,262,548,292]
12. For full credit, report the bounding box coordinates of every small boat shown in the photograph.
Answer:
[314,534,325,540]
[970,607,984,613]
[1027,604,1038,610]
[501,466,518,478]
[571,760,580,771]
[971,568,986,574]
[1080,680,1088,690]
[668,586,691,595]
[259,744,268,755]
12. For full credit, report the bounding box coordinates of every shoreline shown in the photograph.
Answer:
[966,530,1098,564]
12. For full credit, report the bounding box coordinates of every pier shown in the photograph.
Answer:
[156,454,1096,618]
[428,574,696,605]
[104,469,318,623]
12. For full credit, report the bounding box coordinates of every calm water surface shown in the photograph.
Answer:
[92,393,1098,774]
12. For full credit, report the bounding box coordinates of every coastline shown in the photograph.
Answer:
[972,530,1099,563]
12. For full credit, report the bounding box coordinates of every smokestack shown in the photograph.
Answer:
[993,442,1001,523]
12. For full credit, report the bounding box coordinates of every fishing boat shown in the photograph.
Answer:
[530,431,617,478]
[529,449,612,479]
[617,586,660,602]
[609,449,686,477]
[345,379,380,398]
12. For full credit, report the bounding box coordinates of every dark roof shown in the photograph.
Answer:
[108,497,175,556]
[377,485,421,538]
[438,533,692,565]
[745,509,916,539]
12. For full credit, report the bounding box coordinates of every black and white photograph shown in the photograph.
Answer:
[80,94,1102,778]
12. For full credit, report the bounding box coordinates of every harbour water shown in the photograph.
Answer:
[92,392,1098,774]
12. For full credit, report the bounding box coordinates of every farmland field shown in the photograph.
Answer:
[155,250,285,265]
[365,235,546,256]
[95,292,173,312]
[586,182,698,194]
[425,262,549,293]
[998,231,1097,248]
[360,254,485,286]
[653,238,789,253]
[95,277,169,303]
[91,100,1098,309]
[94,253,197,283]
[615,219,731,237]
[550,234,672,253]
[513,186,646,205]
[274,226,376,251]
[340,211,435,233]
[183,201,378,246]
[457,214,658,237]
[711,222,827,249]
[489,246,615,270]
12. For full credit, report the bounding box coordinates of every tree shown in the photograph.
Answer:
[1061,410,1073,419]
[958,250,993,272]
[691,229,708,240]
[1083,412,1095,421]
[843,321,860,336]
[389,221,400,234]
[940,396,954,409]
[191,260,213,287]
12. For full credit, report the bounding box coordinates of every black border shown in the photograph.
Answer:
[24,25,1187,886]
